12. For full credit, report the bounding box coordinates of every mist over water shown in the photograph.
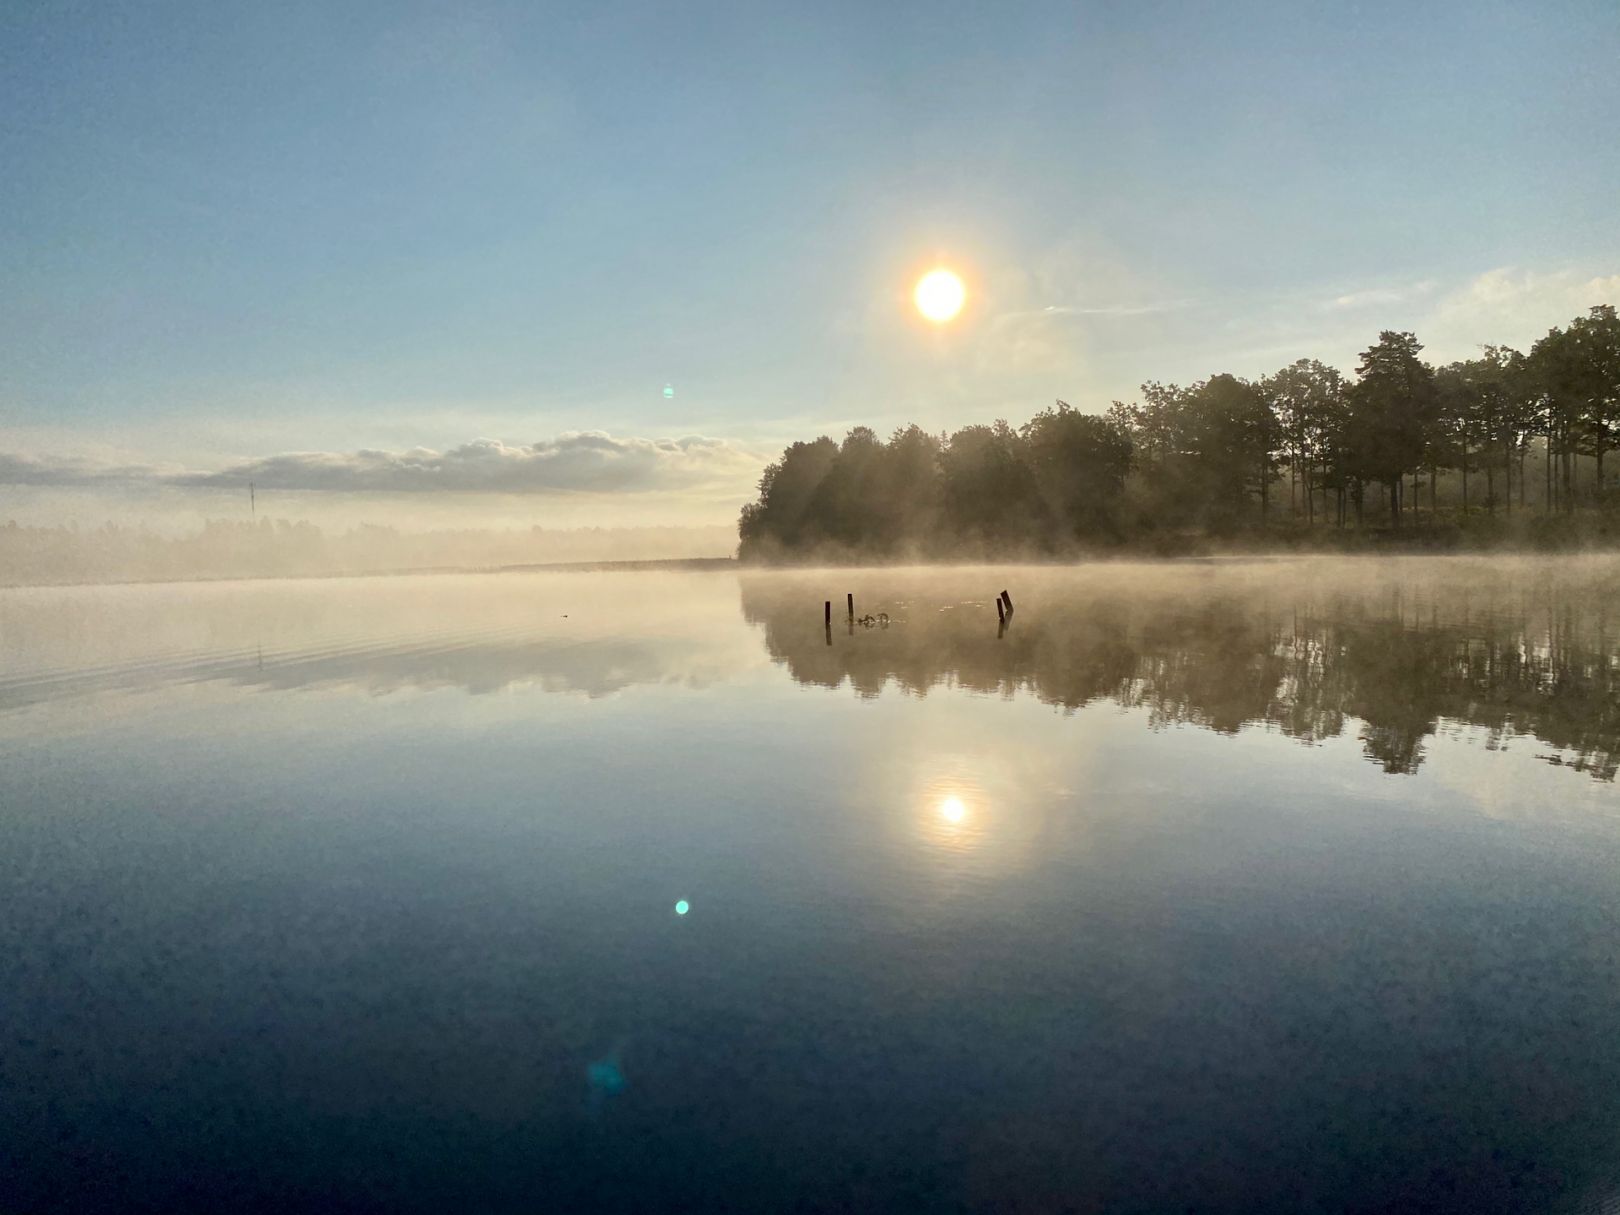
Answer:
[0,571,755,710]
[3,556,1620,1212]
[0,519,736,587]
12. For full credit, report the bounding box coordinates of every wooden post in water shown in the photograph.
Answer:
[825,600,832,628]
[847,592,854,622]
[996,596,1005,625]
[1000,590,1014,614]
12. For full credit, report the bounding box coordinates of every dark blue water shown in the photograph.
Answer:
[2,561,1619,1212]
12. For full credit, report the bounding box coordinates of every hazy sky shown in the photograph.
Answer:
[3,0,1617,527]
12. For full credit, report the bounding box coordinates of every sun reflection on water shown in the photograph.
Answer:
[916,777,988,855]
[894,743,1080,886]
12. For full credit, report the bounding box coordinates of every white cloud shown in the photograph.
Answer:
[1422,266,1620,359]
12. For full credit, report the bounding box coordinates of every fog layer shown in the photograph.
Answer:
[0,520,735,586]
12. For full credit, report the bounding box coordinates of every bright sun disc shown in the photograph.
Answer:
[915,268,965,323]
[939,795,967,823]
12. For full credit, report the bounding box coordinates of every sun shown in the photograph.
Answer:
[914,268,966,323]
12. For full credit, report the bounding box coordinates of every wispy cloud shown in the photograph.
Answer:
[1218,264,1618,375]
[1038,300,1193,317]
[1321,280,1438,311]
[0,433,765,497]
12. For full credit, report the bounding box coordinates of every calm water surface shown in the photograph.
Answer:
[2,557,1619,1213]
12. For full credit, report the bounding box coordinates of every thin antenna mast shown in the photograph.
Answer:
[249,480,256,518]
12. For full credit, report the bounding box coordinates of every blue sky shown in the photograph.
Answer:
[2,0,1617,525]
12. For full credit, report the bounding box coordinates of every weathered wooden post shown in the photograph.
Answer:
[995,596,1005,625]
[825,600,832,628]
[847,592,854,621]
[1000,590,1014,614]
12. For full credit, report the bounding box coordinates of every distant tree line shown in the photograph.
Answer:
[738,305,1620,558]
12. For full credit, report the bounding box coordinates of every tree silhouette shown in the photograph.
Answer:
[736,305,1620,559]
[1347,331,1438,527]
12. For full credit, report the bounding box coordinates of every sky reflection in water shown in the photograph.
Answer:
[1,558,1619,1213]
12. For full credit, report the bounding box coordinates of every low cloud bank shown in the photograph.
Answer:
[0,433,763,496]
[0,452,165,487]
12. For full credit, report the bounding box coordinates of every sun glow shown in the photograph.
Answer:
[939,795,967,824]
[914,268,966,323]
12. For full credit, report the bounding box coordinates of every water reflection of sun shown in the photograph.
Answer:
[895,746,1079,886]
[916,778,987,855]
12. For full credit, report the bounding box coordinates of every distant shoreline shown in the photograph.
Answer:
[733,535,1620,568]
[11,546,1620,592]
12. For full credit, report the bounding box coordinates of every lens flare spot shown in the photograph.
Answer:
[674,899,690,915]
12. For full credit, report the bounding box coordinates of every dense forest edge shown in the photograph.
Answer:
[739,306,1620,561]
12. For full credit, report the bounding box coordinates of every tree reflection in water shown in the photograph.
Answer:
[740,560,1620,780]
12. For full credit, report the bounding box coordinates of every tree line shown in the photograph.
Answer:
[738,305,1620,558]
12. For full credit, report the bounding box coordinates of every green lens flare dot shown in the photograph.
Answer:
[674,900,690,915]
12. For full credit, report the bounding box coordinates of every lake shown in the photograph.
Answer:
[2,556,1619,1213]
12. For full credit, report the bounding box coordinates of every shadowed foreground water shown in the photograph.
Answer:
[2,557,1619,1213]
